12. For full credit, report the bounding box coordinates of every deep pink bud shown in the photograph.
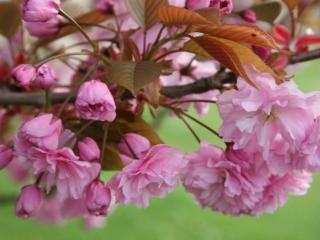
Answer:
[78,137,101,163]
[240,9,256,23]
[16,184,43,218]
[86,181,112,216]
[11,64,36,88]
[295,35,320,53]
[34,64,57,89]
[272,25,290,47]
[25,18,60,37]
[75,80,117,122]
[22,0,61,22]
[0,145,13,169]
[252,46,271,61]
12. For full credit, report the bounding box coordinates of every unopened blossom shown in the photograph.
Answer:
[118,133,151,165]
[210,0,233,16]
[182,142,268,216]
[35,147,100,199]
[239,9,256,23]
[25,18,60,37]
[78,137,101,163]
[0,144,13,169]
[75,80,117,122]
[86,181,112,216]
[14,114,63,158]
[22,0,61,23]
[217,66,314,167]
[108,145,185,208]
[16,184,43,218]
[11,64,36,88]
[34,64,57,89]
[252,171,312,215]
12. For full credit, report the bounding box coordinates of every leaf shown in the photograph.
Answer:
[182,39,212,59]
[36,10,111,47]
[282,0,299,10]
[192,35,282,86]
[0,2,20,38]
[124,0,167,30]
[109,61,162,94]
[191,24,278,49]
[251,2,282,23]
[194,7,221,25]
[158,5,210,26]
[82,110,163,170]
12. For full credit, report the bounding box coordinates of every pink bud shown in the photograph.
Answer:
[16,184,43,218]
[272,25,290,47]
[210,0,233,16]
[25,18,60,37]
[22,0,61,22]
[0,145,13,169]
[239,9,256,23]
[75,80,117,122]
[186,0,211,10]
[295,35,320,53]
[118,133,151,164]
[252,46,271,61]
[78,137,101,163]
[86,181,112,216]
[11,64,36,88]
[34,64,57,89]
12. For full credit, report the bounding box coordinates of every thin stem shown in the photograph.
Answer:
[100,123,109,163]
[176,111,201,143]
[170,99,217,105]
[65,120,95,146]
[36,52,93,67]
[154,49,182,62]
[181,111,221,139]
[59,8,98,52]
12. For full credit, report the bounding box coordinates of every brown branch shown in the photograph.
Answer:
[290,48,320,64]
[0,92,73,107]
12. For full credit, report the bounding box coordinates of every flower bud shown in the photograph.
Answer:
[25,18,60,37]
[11,64,36,88]
[78,137,101,163]
[86,181,112,216]
[22,0,61,22]
[34,64,57,89]
[75,80,116,122]
[0,145,13,169]
[16,184,43,218]
[239,9,256,23]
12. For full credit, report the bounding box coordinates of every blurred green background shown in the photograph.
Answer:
[0,61,319,240]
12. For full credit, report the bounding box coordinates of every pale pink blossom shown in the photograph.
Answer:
[78,137,101,163]
[217,67,314,165]
[0,144,13,169]
[75,80,116,122]
[86,181,112,216]
[252,171,312,215]
[11,64,36,88]
[16,184,43,218]
[108,145,185,208]
[182,142,268,215]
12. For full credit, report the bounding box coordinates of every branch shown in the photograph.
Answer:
[0,91,73,107]
[290,48,320,64]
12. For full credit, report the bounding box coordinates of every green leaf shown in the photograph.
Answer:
[124,0,167,30]
[0,2,20,38]
[109,61,162,95]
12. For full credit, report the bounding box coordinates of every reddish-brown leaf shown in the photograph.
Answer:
[192,35,282,86]
[158,5,210,26]
[282,0,299,10]
[191,24,278,49]
[194,7,221,25]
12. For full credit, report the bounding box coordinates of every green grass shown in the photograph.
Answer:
[0,61,319,240]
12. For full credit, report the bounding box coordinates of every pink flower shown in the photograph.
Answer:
[182,142,267,216]
[186,0,211,9]
[108,145,185,208]
[118,133,151,165]
[11,64,36,88]
[78,137,101,163]
[85,181,112,216]
[75,80,116,122]
[210,0,233,16]
[14,114,63,158]
[25,18,60,37]
[16,184,43,218]
[252,171,312,215]
[0,144,13,169]
[217,67,314,165]
[34,64,57,89]
[22,0,60,22]
[36,148,100,199]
